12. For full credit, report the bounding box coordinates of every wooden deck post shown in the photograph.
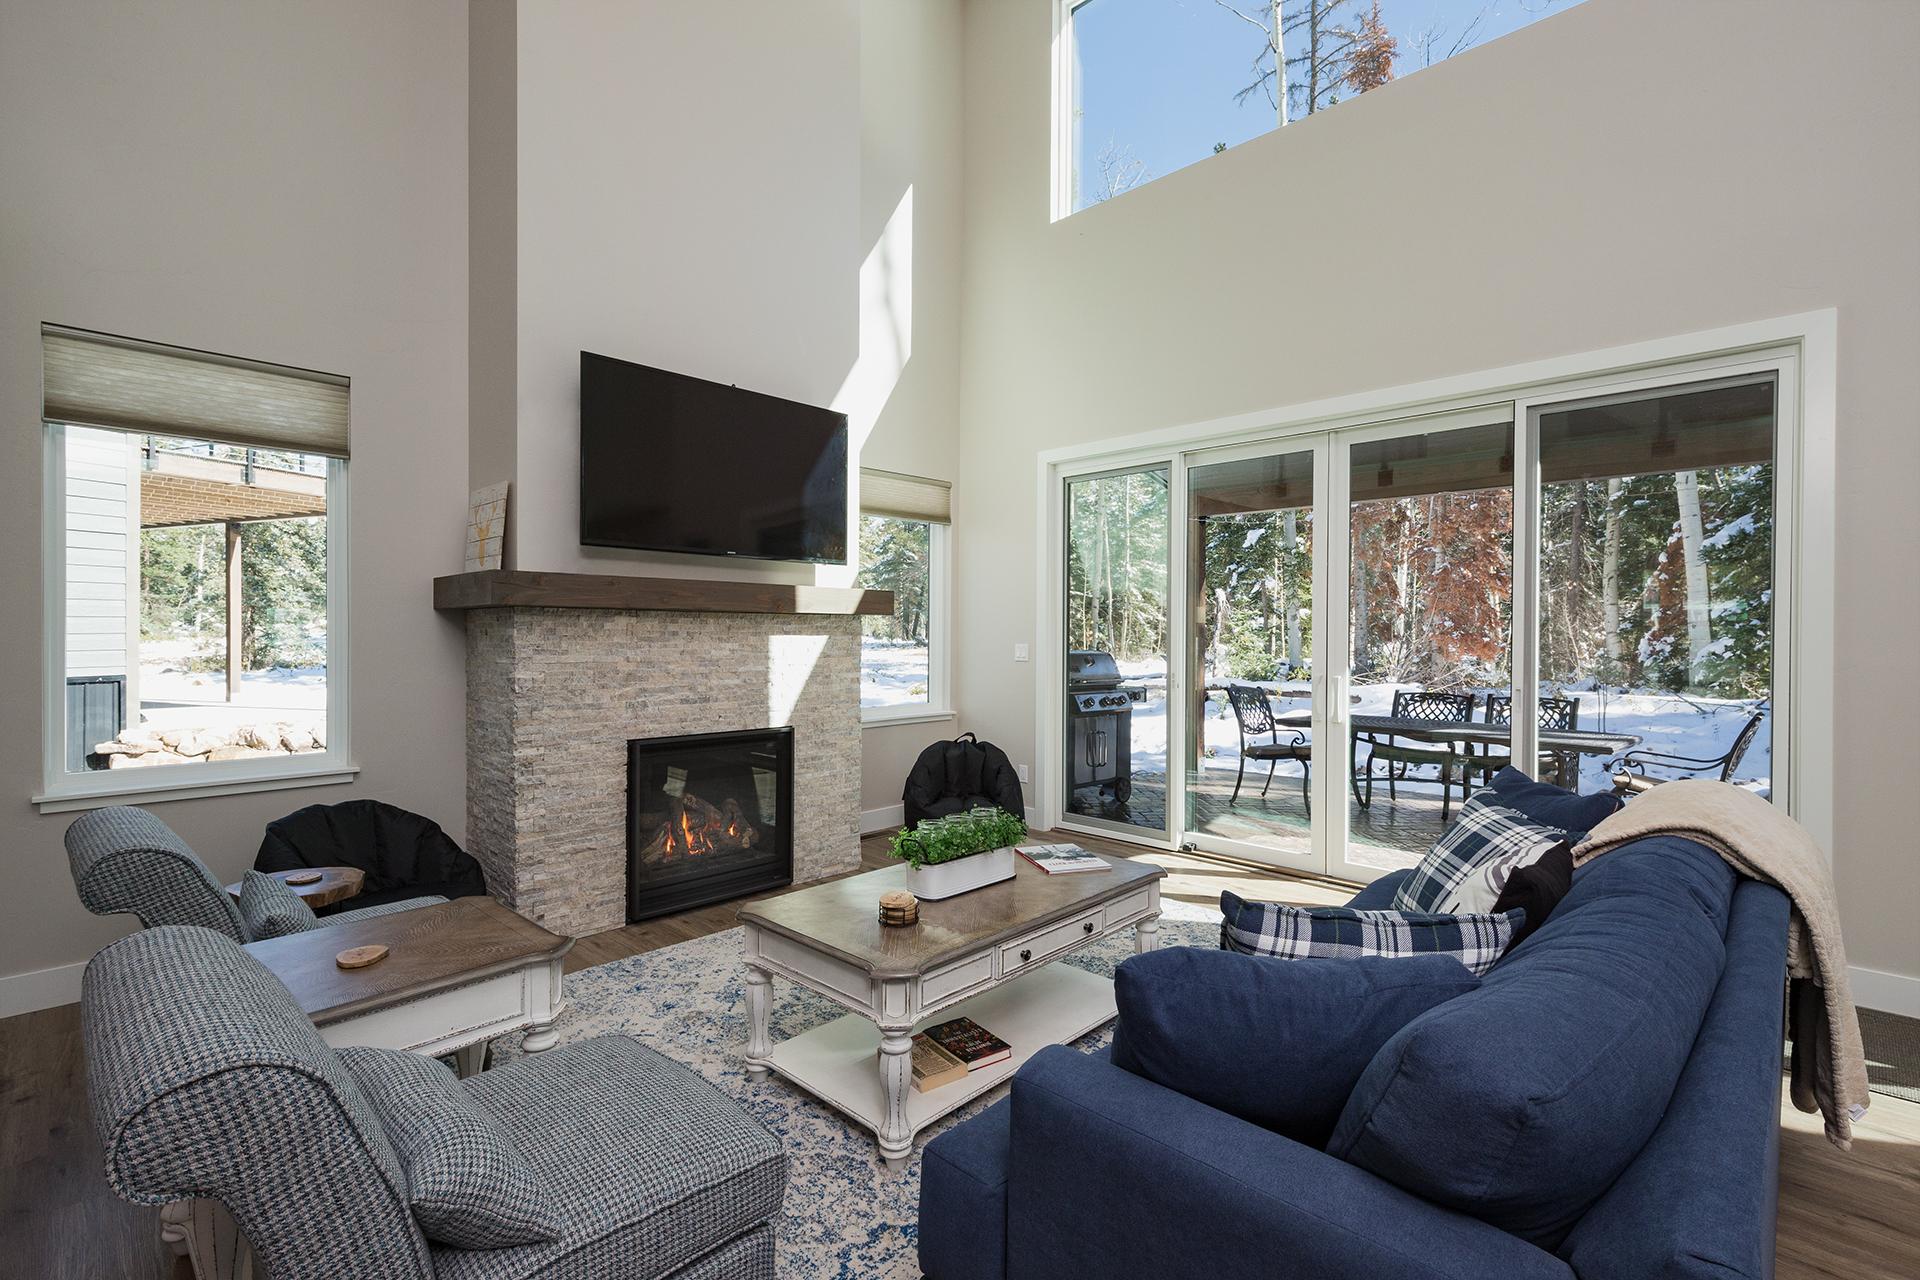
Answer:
[225,521,242,702]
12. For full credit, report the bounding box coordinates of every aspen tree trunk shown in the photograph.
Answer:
[1674,470,1712,686]
[1282,508,1303,671]
[1602,479,1623,664]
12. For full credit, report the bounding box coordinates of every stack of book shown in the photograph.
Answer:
[899,1016,1013,1093]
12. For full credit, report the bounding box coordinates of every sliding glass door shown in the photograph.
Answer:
[1050,363,1792,881]
[1182,444,1322,871]
[1063,465,1172,840]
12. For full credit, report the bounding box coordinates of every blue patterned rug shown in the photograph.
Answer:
[496,901,1220,1279]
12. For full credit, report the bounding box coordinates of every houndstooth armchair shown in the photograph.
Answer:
[83,926,788,1280]
[65,805,443,941]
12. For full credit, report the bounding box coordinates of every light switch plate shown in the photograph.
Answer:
[1017,763,1030,783]
[1014,643,1030,662]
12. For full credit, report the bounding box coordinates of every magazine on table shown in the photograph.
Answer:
[1016,842,1108,874]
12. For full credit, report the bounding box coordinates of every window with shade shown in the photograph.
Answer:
[857,469,952,720]
[38,325,350,808]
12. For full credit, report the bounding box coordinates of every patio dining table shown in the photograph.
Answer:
[1273,710,1641,760]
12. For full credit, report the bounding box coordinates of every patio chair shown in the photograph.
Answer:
[1606,708,1767,795]
[1224,684,1311,813]
[65,805,444,943]
[1354,689,1474,821]
[1471,694,1580,787]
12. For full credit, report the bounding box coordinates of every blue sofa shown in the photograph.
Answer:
[920,837,1789,1280]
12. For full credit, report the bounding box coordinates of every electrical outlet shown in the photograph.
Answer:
[1017,763,1030,784]
[1013,643,1030,662]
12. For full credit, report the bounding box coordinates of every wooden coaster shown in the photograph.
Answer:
[285,871,324,886]
[335,944,390,970]
[878,889,919,927]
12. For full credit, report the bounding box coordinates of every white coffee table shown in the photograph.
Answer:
[738,853,1164,1168]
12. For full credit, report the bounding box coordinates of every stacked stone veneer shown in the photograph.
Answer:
[465,606,862,937]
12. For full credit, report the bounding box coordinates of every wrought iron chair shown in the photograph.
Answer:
[1224,684,1311,813]
[1606,708,1767,795]
[1354,690,1475,821]
[1472,694,1580,787]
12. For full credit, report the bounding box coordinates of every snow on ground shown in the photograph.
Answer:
[137,640,326,735]
[860,640,930,708]
[1110,657,1768,796]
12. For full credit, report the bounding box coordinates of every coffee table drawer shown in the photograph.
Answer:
[923,951,995,1006]
[1000,906,1104,976]
[1103,887,1154,926]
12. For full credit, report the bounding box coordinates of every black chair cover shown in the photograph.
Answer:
[902,733,1027,829]
[255,799,488,911]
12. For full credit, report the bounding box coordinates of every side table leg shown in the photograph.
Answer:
[452,1042,487,1077]
[744,964,772,1082]
[878,1028,914,1171]
[1135,913,1161,954]
[521,1021,558,1054]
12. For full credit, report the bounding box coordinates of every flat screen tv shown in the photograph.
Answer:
[579,351,848,564]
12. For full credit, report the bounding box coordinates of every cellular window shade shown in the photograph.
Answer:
[860,468,951,524]
[41,325,350,458]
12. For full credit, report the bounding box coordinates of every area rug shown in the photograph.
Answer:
[495,901,1222,1280]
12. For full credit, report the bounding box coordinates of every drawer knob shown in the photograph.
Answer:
[1083,920,1096,934]
[1019,948,1032,964]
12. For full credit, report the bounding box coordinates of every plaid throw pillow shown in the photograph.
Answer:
[1220,890,1520,978]
[340,1045,564,1249]
[236,869,321,941]
[1392,795,1570,916]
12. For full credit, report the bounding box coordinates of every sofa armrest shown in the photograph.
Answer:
[1006,1047,1571,1280]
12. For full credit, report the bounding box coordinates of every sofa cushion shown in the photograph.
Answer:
[339,1046,563,1249]
[920,1098,1011,1280]
[1221,891,1521,978]
[434,1036,785,1280]
[236,869,321,941]
[1393,795,1570,915]
[1327,836,1738,1250]
[1112,947,1479,1147]
[1489,767,1622,840]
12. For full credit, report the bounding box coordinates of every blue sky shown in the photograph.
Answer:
[1072,0,1588,208]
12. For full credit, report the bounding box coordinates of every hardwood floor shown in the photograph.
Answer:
[4,829,1916,1279]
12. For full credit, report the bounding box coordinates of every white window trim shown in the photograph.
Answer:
[36,424,356,813]
[860,519,954,727]
[1032,310,1837,867]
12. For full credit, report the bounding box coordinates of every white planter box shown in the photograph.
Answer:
[904,845,1018,900]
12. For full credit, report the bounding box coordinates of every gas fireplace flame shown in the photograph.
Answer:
[646,791,760,862]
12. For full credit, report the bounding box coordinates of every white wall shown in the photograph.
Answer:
[0,0,471,1012]
[855,0,970,819]
[954,0,1920,988]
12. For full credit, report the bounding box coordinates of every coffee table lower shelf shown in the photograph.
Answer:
[757,963,1116,1159]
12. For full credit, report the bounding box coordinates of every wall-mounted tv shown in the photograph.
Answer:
[579,351,848,564]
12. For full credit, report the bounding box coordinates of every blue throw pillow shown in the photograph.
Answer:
[1221,890,1521,978]
[1489,766,1622,839]
[1111,947,1478,1148]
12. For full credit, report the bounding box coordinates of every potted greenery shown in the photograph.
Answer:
[888,806,1028,900]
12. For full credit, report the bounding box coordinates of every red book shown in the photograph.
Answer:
[921,1016,1012,1070]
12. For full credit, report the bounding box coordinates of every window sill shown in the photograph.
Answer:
[861,707,957,730]
[34,755,359,814]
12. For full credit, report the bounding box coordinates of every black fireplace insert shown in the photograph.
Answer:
[627,726,793,921]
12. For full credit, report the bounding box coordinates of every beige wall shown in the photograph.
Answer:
[855,0,971,819]
[0,0,472,1012]
[954,0,1920,987]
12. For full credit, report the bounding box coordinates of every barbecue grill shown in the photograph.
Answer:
[1066,650,1147,805]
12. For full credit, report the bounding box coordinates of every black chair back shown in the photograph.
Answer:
[1390,689,1473,724]
[1226,684,1277,737]
[1486,694,1579,731]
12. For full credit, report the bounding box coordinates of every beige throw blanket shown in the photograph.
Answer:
[1572,779,1869,1149]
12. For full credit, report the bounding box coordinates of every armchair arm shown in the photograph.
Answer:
[1005,1048,1571,1280]
[323,895,448,928]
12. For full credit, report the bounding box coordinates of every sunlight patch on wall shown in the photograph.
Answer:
[768,632,830,725]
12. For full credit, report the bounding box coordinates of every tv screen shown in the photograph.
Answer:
[579,351,848,564]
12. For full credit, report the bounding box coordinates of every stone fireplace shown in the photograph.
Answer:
[442,571,885,938]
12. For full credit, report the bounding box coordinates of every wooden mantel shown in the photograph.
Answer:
[433,569,893,616]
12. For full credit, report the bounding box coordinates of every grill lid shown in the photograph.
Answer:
[1067,650,1124,689]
